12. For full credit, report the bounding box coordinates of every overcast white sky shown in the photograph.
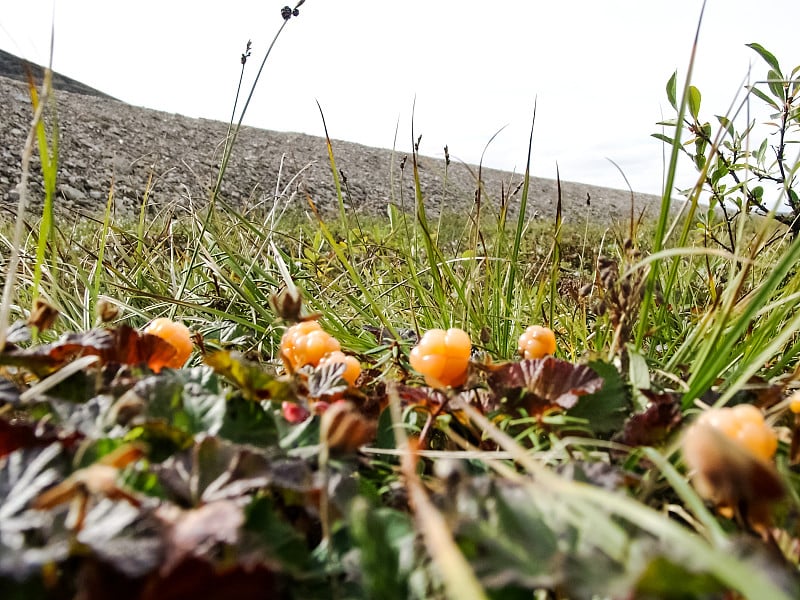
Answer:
[2,1,800,196]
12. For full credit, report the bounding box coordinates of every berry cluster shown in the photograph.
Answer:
[695,404,777,461]
[409,328,471,388]
[280,321,361,383]
[280,321,341,370]
[279,321,363,424]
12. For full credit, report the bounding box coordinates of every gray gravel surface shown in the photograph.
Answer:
[0,67,663,225]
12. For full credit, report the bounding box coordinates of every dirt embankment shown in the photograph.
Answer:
[0,54,662,224]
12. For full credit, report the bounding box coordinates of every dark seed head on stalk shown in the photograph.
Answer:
[241,40,252,65]
[281,6,292,19]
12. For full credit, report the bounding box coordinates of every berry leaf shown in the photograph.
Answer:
[488,357,603,415]
[567,360,631,435]
[205,350,294,403]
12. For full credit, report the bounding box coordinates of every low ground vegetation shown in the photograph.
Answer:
[1,5,800,599]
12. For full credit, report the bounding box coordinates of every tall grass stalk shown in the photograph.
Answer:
[28,71,58,303]
[501,106,536,351]
[170,2,305,320]
[0,64,52,350]
[635,0,706,348]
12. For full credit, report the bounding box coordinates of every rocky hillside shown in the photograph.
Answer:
[0,53,662,224]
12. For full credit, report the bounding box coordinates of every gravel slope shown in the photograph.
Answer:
[0,58,663,225]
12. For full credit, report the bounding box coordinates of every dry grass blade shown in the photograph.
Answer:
[388,384,488,600]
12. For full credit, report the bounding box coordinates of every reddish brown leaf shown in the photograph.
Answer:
[0,416,83,458]
[0,325,178,377]
[111,326,177,373]
[157,500,245,575]
[488,357,603,416]
[617,390,682,447]
[141,557,279,600]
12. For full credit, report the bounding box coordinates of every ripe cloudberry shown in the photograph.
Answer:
[318,350,361,385]
[518,325,556,360]
[682,404,784,525]
[280,321,341,370]
[787,390,800,414]
[409,328,471,388]
[143,318,193,369]
[694,404,777,461]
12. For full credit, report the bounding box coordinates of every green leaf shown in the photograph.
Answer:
[651,133,675,145]
[767,68,785,100]
[205,350,295,404]
[458,481,561,590]
[746,42,782,76]
[687,85,701,120]
[348,497,414,600]
[374,407,397,449]
[710,164,729,186]
[218,395,278,447]
[245,495,310,574]
[749,84,781,110]
[715,114,734,137]
[566,360,631,434]
[666,71,677,110]
[755,138,769,163]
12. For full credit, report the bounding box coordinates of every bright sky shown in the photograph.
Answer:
[2,1,800,197]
